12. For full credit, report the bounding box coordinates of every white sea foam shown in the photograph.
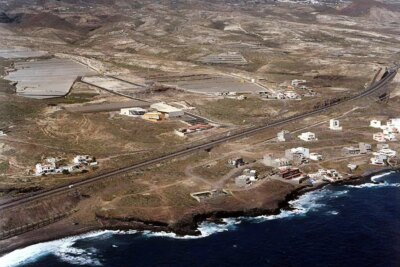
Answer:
[327,210,339,216]
[371,171,396,182]
[244,188,348,223]
[0,231,117,267]
[143,218,239,239]
[345,182,400,189]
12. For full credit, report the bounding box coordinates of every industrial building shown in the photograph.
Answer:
[142,112,165,122]
[150,102,184,118]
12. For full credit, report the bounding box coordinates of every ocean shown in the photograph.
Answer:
[1,171,400,267]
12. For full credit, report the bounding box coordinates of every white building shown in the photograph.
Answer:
[73,155,94,165]
[370,154,387,165]
[387,118,400,129]
[298,132,318,142]
[285,147,310,159]
[309,153,323,161]
[35,163,56,176]
[262,154,291,168]
[120,107,147,117]
[373,133,385,142]
[376,148,397,157]
[150,102,184,118]
[284,91,300,100]
[0,131,6,136]
[329,119,342,131]
[291,79,306,87]
[277,130,292,142]
[384,133,397,141]
[370,120,382,128]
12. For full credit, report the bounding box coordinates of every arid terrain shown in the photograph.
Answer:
[0,0,400,255]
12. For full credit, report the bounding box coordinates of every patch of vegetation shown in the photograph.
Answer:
[209,20,226,30]
[197,98,273,125]
[118,194,162,207]
[0,161,9,174]
[55,93,99,104]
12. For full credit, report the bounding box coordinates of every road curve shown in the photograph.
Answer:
[0,69,397,211]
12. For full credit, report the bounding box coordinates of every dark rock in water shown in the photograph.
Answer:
[0,12,13,23]
[0,12,21,23]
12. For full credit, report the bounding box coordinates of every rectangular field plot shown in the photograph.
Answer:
[5,58,95,99]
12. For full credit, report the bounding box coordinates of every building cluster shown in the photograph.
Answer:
[120,102,215,137]
[235,168,258,187]
[120,102,184,122]
[228,157,246,168]
[309,169,343,184]
[215,91,247,100]
[370,118,400,142]
[35,155,97,176]
[259,91,301,100]
[277,79,317,97]
[277,130,318,142]
[342,142,372,155]
[370,144,397,165]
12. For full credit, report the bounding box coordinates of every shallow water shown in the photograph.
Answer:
[1,172,400,267]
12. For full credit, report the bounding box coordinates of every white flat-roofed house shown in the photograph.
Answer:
[359,142,372,154]
[285,147,310,159]
[329,119,342,131]
[35,163,55,176]
[262,154,291,168]
[120,107,147,117]
[376,148,397,157]
[370,154,387,165]
[284,91,301,100]
[309,153,323,161]
[298,132,318,142]
[387,118,400,129]
[150,102,184,118]
[373,133,385,142]
[73,155,94,165]
[277,130,292,142]
[370,120,382,128]
[291,79,306,87]
[384,133,397,141]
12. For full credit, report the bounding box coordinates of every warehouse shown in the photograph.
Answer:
[150,102,184,118]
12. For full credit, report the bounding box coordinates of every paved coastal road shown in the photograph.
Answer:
[0,68,397,211]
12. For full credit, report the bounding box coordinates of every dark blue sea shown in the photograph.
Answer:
[2,171,400,267]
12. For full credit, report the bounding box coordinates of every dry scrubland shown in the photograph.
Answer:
[0,0,399,252]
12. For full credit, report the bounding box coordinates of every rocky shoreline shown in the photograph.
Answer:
[0,167,398,257]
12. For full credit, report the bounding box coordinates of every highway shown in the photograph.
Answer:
[0,68,397,211]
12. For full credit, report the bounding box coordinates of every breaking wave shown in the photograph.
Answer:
[0,231,117,267]
[243,188,347,223]
[143,218,240,239]
[371,171,396,182]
